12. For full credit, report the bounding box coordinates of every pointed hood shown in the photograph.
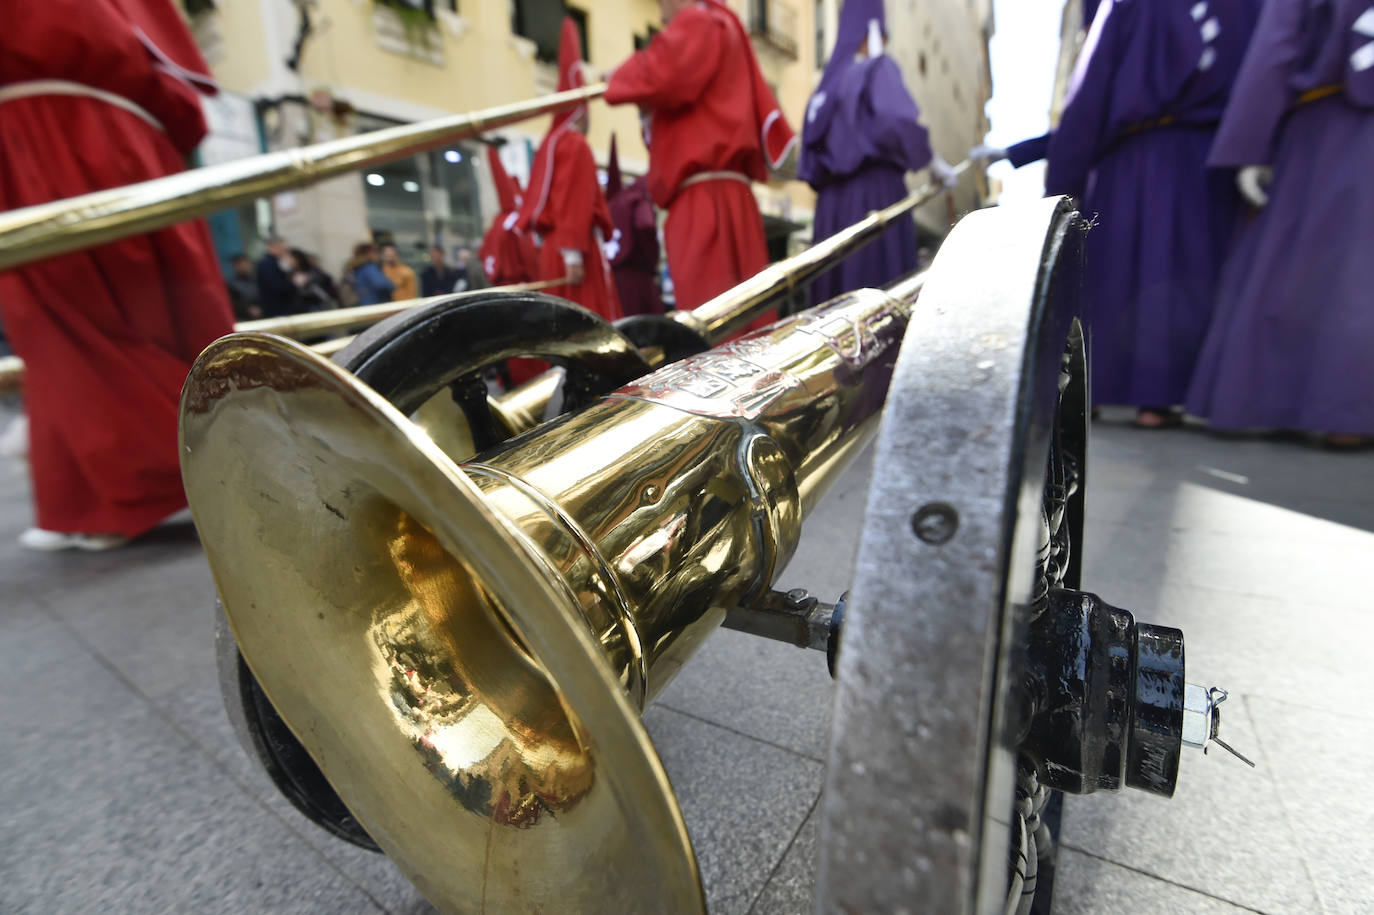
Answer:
[801,0,886,174]
[552,16,589,131]
[488,144,522,213]
[606,134,623,198]
[699,0,796,173]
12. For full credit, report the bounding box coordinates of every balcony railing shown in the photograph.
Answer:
[748,0,799,59]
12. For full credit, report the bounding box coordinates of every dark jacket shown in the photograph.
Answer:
[255,253,297,317]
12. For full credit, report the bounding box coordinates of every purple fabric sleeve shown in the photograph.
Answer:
[1209,0,1306,167]
[1007,133,1051,168]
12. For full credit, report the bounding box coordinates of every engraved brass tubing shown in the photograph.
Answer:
[481,163,964,433]
[180,284,917,913]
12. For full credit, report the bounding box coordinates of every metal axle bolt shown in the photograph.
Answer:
[911,502,959,544]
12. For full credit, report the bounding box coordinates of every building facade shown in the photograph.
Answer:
[184,0,823,280]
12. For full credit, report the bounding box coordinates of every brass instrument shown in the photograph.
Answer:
[184,199,1239,913]
[0,86,605,271]
[182,281,920,913]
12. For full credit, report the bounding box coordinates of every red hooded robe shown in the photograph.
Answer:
[515,18,621,323]
[606,0,795,313]
[478,144,539,286]
[0,0,235,538]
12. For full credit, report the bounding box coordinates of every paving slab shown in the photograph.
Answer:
[748,805,818,915]
[656,626,834,761]
[1248,696,1374,915]
[0,602,388,915]
[644,705,825,915]
[1059,691,1320,912]
[1052,847,1263,915]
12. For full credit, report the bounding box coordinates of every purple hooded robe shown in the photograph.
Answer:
[800,0,933,304]
[1046,0,1260,408]
[1187,0,1374,435]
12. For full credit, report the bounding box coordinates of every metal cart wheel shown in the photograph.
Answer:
[820,197,1089,914]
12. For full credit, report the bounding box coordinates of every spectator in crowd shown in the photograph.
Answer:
[226,253,261,320]
[305,252,341,304]
[454,247,488,291]
[1188,0,1373,447]
[255,235,297,317]
[800,0,955,305]
[289,248,337,312]
[1045,0,1260,428]
[380,243,418,302]
[421,245,463,296]
[0,0,234,550]
[344,242,394,306]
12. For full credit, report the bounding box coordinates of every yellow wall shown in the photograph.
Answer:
[194,1,824,237]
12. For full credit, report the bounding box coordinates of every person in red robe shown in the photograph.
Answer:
[478,144,539,286]
[515,18,622,324]
[0,0,235,550]
[605,0,796,314]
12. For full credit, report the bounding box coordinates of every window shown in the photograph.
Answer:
[510,0,566,62]
[815,0,826,71]
[375,0,458,19]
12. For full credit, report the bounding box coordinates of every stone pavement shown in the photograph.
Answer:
[0,401,1370,914]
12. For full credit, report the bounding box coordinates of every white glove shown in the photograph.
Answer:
[929,155,960,190]
[1237,165,1273,208]
[969,143,1009,164]
[560,248,585,285]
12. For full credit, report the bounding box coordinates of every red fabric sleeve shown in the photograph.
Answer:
[606,8,724,110]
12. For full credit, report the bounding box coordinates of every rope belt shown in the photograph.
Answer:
[0,79,165,133]
[1294,84,1342,107]
[679,170,752,191]
[1122,114,1177,136]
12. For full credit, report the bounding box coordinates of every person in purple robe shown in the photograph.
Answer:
[604,135,663,316]
[800,0,955,305]
[1046,0,1261,427]
[1187,0,1374,447]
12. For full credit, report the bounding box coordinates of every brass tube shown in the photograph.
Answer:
[0,85,605,271]
[0,277,569,388]
[672,159,970,344]
[237,277,568,338]
[0,356,21,391]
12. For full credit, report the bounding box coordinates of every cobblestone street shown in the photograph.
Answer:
[1,402,1370,914]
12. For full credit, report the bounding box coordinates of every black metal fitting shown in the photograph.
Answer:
[827,591,848,677]
[1020,588,1186,797]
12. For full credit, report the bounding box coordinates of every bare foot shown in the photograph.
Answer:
[1134,409,1180,429]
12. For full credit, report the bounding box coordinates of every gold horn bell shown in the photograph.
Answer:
[181,285,917,912]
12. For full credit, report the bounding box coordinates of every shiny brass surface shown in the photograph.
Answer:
[0,355,22,391]
[0,86,604,271]
[181,283,917,912]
